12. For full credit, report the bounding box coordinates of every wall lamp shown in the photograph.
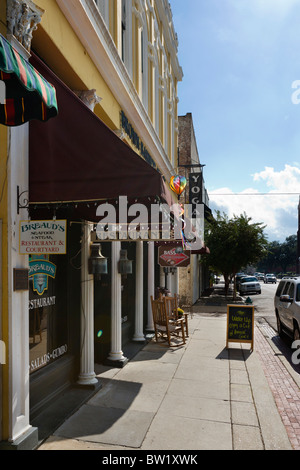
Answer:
[163,267,177,275]
[118,249,133,278]
[88,243,108,280]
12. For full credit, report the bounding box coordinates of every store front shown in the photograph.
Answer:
[27,52,179,421]
[28,220,82,419]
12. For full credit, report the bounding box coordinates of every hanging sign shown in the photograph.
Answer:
[20,220,67,255]
[158,245,190,268]
[189,173,203,218]
[226,304,254,350]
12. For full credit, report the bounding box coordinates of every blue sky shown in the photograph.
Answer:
[170,0,300,242]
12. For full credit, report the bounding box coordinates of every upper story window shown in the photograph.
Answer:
[94,0,109,26]
[121,0,126,62]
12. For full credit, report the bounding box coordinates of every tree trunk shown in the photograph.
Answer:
[224,275,229,296]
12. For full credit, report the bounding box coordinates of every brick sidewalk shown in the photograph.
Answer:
[255,325,300,450]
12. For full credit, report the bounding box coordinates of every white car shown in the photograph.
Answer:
[239,276,261,295]
[274,277,300,342]
[264,274,277,284]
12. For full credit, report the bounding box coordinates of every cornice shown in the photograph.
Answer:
[55,0,175,180]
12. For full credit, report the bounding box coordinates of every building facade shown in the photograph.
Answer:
[177,113,211,306]
[0,0,186,449]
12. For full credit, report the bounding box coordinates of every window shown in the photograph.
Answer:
[288,283,295,300]
[121,0,126,62]
[276,280,285,297]
[29,254,68,374]
[282,282,291,295]
[296,284,300,302]
[94,0,109,26]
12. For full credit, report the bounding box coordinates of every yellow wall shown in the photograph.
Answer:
[31,0,122,131]
[31,1,180,168]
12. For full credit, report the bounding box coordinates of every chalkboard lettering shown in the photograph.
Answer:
[226,305,254,350]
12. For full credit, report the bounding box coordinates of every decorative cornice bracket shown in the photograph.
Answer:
[6,0,44,52]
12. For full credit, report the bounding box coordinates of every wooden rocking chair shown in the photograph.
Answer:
[150,296,186,347]
[160,294,189,337]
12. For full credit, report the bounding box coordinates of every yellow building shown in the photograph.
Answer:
[0,0,183,449]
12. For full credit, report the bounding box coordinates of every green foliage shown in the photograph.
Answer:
[257,234,297,273]
[202,211,268,292]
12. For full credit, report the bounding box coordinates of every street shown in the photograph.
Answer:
[251,281,278,331]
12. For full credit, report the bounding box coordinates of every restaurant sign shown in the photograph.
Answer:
[20,220,67,255]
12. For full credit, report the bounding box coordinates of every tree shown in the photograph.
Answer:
[203,211,268,297]
[279,235,297,272]
[257,235,297,273]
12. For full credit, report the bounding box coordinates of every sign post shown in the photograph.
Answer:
[226,304,254,350]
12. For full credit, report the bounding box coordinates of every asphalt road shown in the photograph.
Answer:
[249,281,278,331]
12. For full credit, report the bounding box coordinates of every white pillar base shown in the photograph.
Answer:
[77,372,98,386]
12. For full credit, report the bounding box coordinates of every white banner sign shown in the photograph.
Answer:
[20,220,67,255]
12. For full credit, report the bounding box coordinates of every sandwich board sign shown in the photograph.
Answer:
[226,304,254,350]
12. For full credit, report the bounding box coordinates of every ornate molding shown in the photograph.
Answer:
[114,129,126,140]
[6,0,44,52]
[73,89,102,111]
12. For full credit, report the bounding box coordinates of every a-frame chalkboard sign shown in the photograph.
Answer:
[226,304,254,350]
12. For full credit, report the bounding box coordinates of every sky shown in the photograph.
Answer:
[170,0,300,243]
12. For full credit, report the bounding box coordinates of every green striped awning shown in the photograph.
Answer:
[0,34,58,126]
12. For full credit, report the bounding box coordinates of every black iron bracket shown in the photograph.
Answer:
[17,186,29,215]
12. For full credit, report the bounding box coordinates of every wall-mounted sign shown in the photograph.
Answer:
[20,220,67,255]
[158,245,190,268]
[120,110,160,174]
[13,268,29,291]
[29,254,57,296]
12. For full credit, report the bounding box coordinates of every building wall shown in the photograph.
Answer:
[0,0,183,446]
[31,0,182,181]
[177,113,208,306]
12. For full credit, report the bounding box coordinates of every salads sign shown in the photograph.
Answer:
[20,220,67,255]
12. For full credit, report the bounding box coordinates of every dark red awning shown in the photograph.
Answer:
[29,54,176,214]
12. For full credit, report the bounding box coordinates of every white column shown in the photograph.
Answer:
[160,266,165,288]
[107,242,127,366]
[7,124,37,446]
[78,223,98,386]
[146,241,154,331]
[133,241,145,342]
[167,270,172,293]
[174,268,179,295]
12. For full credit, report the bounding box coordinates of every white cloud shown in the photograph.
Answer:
[233,0,299,18]
[208,166,299,242]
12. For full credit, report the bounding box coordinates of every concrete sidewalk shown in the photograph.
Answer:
[37,313,292,451]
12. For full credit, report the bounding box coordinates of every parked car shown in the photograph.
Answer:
[264,274,277,284]
[239,276,261,295]
[236,273,247,290]
[274,277,300,341]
